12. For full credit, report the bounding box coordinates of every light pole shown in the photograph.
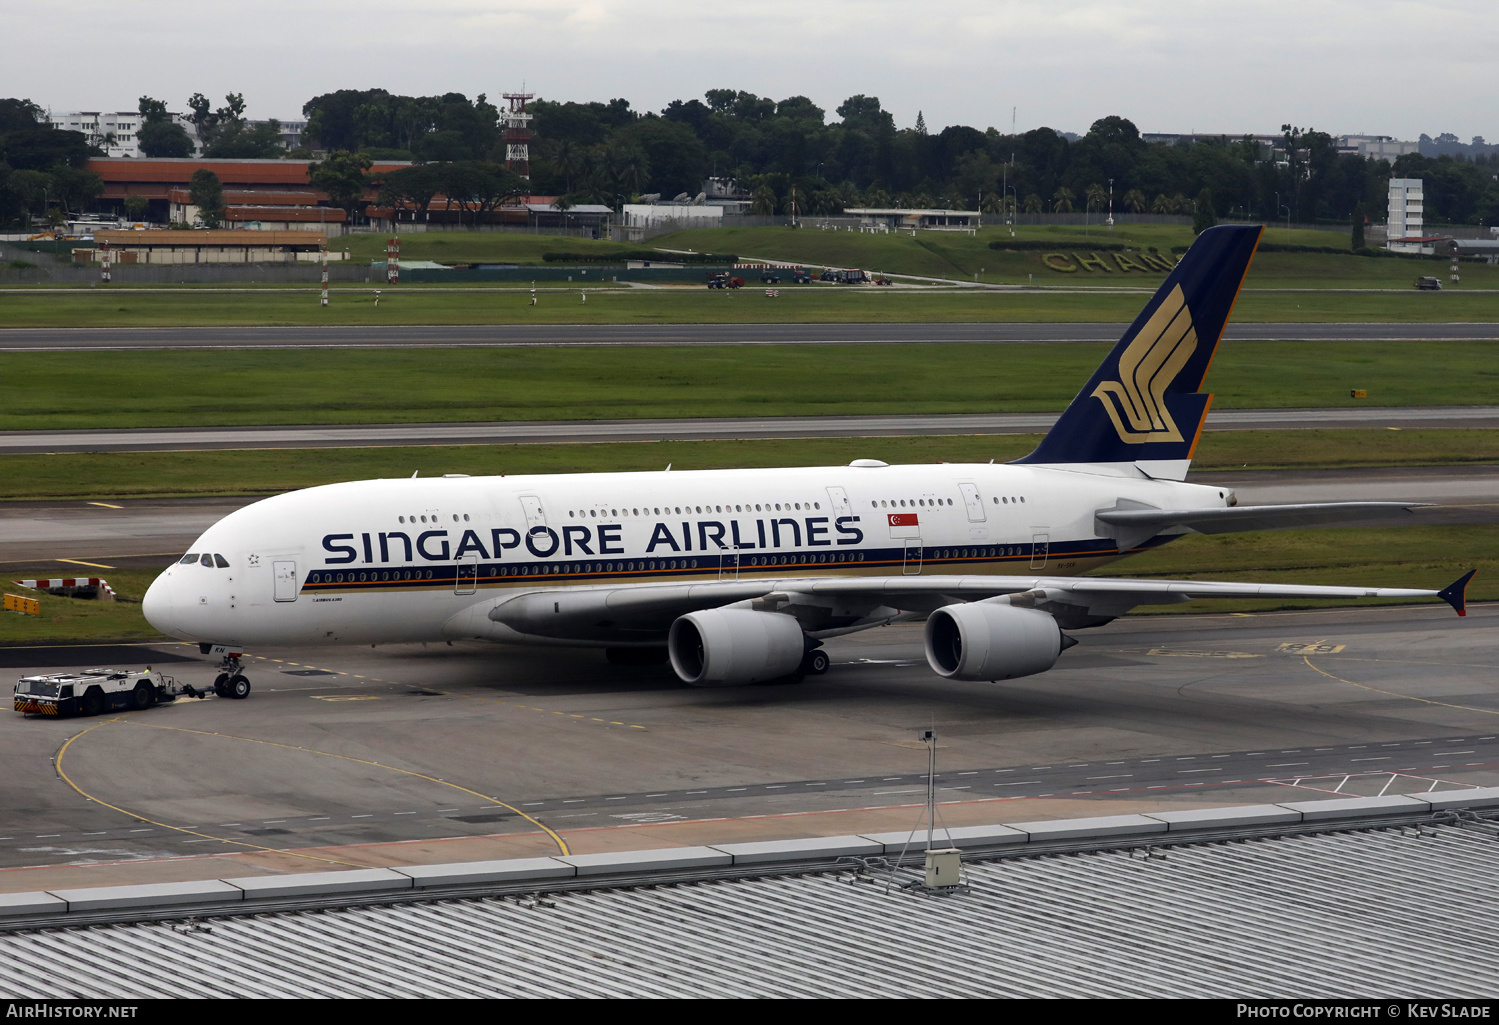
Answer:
[1107,178,1114,231]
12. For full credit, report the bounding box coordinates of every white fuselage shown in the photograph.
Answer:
[143,461,1231,648]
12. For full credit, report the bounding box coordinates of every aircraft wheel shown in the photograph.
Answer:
[213,673,229,698]
[228,675,251,700]
[803,650,831,676]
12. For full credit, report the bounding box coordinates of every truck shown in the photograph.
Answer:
[706,273,745,289]
[14,667,191,717]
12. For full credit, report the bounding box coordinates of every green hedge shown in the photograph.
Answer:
[989,240,1133,252]
[543,250,736,264]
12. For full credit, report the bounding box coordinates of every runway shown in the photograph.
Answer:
[4,321,1499,350]
[7,405,1499,454]
[3,464,1497,570]
[1,602,1495,880]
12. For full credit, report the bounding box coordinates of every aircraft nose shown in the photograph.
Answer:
[142,570,179,636]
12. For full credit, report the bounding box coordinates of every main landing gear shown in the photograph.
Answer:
[211,652,252,700]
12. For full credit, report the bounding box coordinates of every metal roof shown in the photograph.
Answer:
[3,821,1497,998]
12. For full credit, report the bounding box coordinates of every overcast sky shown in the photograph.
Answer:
[10,1,1494,142]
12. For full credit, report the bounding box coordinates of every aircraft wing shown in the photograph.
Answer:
[1095,501,1428,550]
[460,569,1474,644]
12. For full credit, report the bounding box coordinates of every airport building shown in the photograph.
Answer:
[845,207,981,229]
[1387,177,1428,253]
[87,157,410,230]
[49,112,305,159]
[2,793,1496,997]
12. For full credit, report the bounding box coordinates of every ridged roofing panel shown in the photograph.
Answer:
[3,824,1496,998]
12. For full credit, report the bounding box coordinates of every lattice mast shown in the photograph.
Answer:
[502,92,535,179]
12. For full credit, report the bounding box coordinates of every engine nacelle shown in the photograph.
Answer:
[924,602,1063,681]
[668,609,806,687]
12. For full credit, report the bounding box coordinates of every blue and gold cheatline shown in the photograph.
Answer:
[1017,224,1262,466]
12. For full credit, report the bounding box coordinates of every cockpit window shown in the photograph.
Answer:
[179,553,198,564]
[213,554,229,568]
[199,553,214,566]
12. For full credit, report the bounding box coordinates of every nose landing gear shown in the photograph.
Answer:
[210,651,252,700]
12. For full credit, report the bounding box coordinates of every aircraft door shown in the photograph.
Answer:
[825,486,852,518]
[903,542,923,575]
[719,550,740,581]
[455,556,478,595]
[519,494,547,528]
[1030,532,1050,570]
[958,482,986,522]
[273,560,298,602]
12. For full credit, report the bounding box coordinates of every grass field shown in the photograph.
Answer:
[4,341,1497,431]
[651,224,1496,290]
[2,429,1495,502]
[329,231,644,265]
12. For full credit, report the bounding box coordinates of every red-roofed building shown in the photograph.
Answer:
[90,157,409,232]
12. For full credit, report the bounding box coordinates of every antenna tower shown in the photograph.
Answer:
[503,91,535,179]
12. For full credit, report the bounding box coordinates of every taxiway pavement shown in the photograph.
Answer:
[4,321,1499,351]
[1,603,1494,888]
[8,405,1499,454]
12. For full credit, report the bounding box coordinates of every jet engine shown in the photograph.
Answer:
[668,609,806,686]
[923,602,1065,681]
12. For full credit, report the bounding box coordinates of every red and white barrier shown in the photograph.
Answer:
[14,578,116,601]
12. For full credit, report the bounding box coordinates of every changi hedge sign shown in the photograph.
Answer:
[1041,251,1177,273]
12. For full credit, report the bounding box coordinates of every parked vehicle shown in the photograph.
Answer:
[707,274,745,289]
[1415,276,1443,291]
[759,271,781,284]
[792,269,813,284]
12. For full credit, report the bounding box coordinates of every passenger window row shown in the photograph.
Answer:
[568,502,823,518]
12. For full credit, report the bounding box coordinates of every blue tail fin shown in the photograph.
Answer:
[1015,224,1262,473]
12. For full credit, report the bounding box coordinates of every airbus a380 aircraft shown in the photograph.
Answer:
[144,225,1473,699]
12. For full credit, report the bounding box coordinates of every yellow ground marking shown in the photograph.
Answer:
[56,558,115,570]
[311,695,381,702]
[121,718,570,855]
[86,502,123,509]
[1279,642,1346,655]
[1302,655,1499,718]
[55,718,365,868]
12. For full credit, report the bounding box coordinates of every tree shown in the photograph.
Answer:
[750,184,776,215]
[914,111,927,135]
[49,165,104,216]
[1123,188,1146,213]
[1023,193,1042,213]
[1052,187,1074,213]
[1192,187,1216,234]
[123,194,149,221]
[308,150,374,218]
[375,164,442,221]
[1351,202,1366,250]
[206,119,284,159]
[1084,183,1107,212]
[188,168,224,227]
[138,120,194,158]
[137,96,170,124]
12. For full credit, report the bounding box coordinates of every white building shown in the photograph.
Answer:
[48,111,194,158]
[1387,178,1428,253]
[1338,135,1419,159]
[49,111,305,158]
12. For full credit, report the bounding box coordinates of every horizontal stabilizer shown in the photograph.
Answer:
[1095,501,1428,551]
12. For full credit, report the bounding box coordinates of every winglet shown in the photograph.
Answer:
[1438,570,1477,616]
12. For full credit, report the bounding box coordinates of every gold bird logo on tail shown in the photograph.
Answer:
[1090,284,1198,444]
